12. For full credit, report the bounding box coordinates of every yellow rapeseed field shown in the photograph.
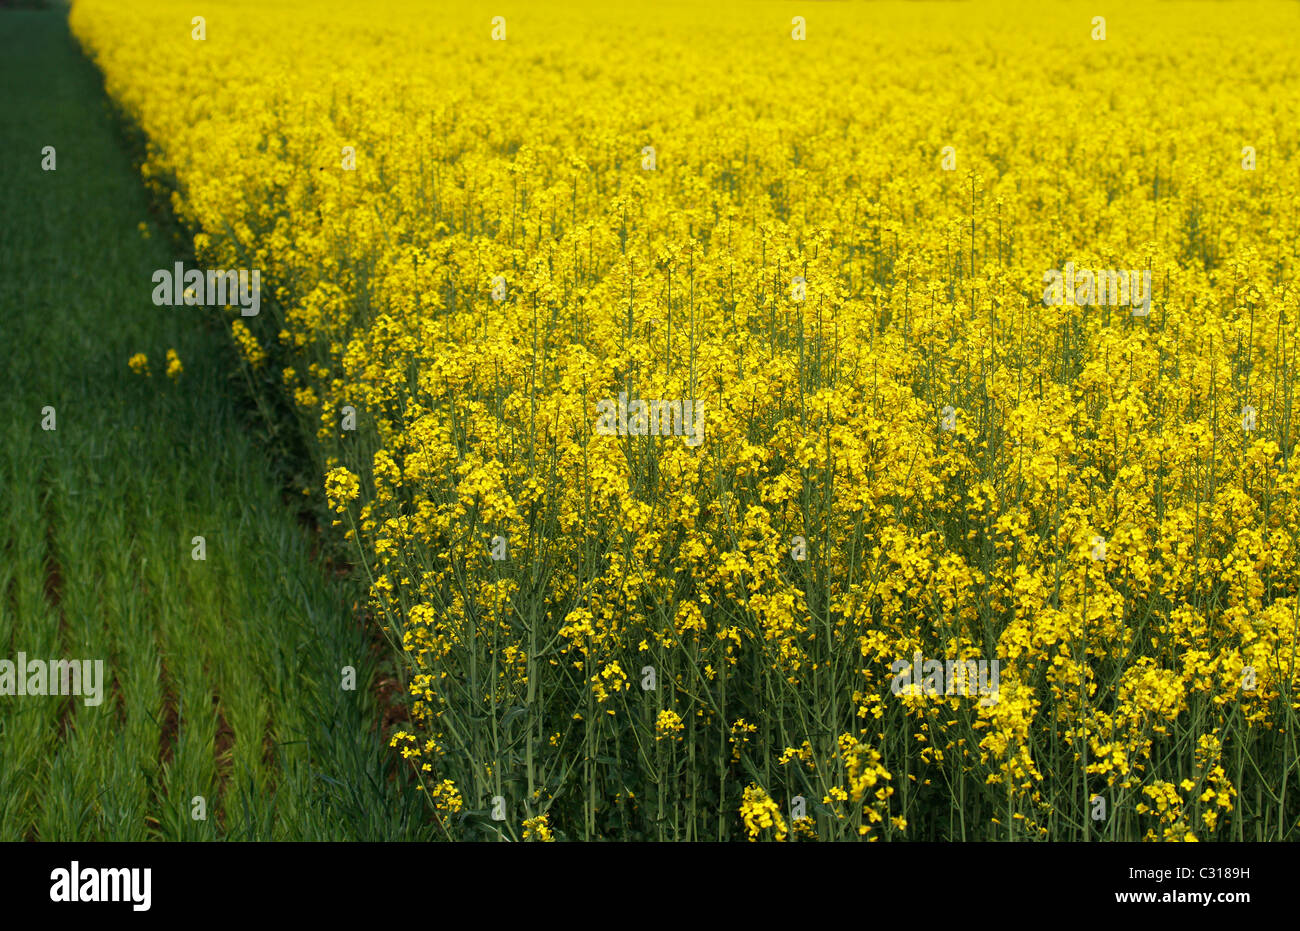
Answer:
[71,0,1300,840]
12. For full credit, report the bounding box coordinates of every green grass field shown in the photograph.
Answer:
[0,6,427,841]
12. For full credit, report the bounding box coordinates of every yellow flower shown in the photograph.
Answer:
[739,784,787,842]
[655,709,684,740]
[522,813,554,841]
[324,467,361,513]
[231,319,266,367]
